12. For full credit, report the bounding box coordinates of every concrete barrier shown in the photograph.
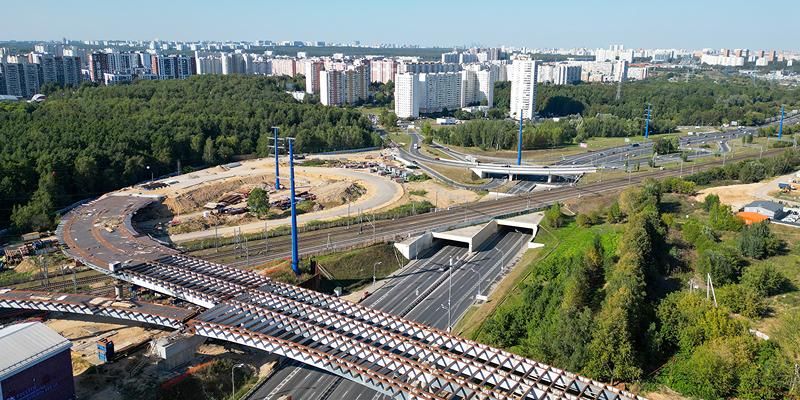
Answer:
[394,232,433,260]
[432,220,498,252]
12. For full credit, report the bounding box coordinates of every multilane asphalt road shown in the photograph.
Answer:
[248,230,529,400]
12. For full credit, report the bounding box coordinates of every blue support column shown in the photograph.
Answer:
[779,105,785,139]
[517,111,523,166]
[288,138,300,276]
[644,105,651,139]
[273,127,280,190]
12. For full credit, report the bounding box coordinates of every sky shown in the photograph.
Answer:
[3,0,798,50]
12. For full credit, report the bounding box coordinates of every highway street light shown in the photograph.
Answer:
[231,363,246,398]
[372,261,382,289]
[447,256,453,332]
[146,165,153,181]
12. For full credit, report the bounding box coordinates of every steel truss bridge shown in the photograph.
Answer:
[2,253,641,400]
[1,195,645,399]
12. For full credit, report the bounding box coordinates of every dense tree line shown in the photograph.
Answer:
[479,180,795,397]
[686,148,800,185]
[493,77,799,127]
[0,75,381,231]
[430,119,577,150]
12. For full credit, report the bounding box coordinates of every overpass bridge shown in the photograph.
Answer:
[31,194,645,400]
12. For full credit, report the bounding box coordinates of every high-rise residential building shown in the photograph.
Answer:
[344,63,369,104]
[459,53,479,64]
[394,72,419,118]
[418,72,461,114]
[271,57,298,76]
[510,58,538,120]
[304,59,325,94]
[441,52,459,64]
[460,68,494,107]
[320,63,370,106]
[28,54,82,87]
[195,51,223,74]
[88,52,112,82]
[554,64,581,85]
[320,69,345,106]
[398,62,460,74]
[369,58,397,83]
[595,45,634,63]
[1,62,40,97]
[252,56,272,75]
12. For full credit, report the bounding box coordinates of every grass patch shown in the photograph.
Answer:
[460,222,621,341]
[316,244,408,294]
[409,189,428,197]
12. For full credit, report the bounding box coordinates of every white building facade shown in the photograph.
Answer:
[510,58,538,120]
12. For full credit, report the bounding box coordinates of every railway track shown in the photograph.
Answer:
[13,274,113,293]
[192,147,791,267]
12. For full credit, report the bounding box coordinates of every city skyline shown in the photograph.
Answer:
[3,0,800,50]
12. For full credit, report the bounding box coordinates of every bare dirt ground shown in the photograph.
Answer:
[44,317,275,400]
[404,180,482,208]
[693,172,800,210]
[693,182,763,210]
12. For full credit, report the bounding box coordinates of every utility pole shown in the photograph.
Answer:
[707,273,718,307]
[264,220,268,254]
[287,138,301,276]
[779,105,785,139]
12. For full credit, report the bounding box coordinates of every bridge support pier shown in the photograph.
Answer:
[114,281,124,300]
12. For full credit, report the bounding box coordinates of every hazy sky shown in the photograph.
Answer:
[3,0,798,50]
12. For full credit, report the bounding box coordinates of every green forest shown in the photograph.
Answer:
[0,75,381,232]
[431,77,798,151]
[494,77,799,126]
[475,167,800,398]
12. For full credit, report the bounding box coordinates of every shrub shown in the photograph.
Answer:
[697,247,745,285]
[738,221,782,259]
[716,284,765,318]
[741,264,792,296]
[543,203,564,228]
[576,213,591,228]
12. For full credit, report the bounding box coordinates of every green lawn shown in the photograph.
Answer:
[316,244,408,294]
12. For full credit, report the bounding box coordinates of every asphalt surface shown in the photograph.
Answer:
[247,230,529,400]
[59,195,177,269]
[399,132,505,190]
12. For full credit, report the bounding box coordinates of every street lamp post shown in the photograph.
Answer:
[146,165,153,181]
[472,267,481,298]
[447,256,453,332]
[372,261,382,289]
[231,363,246,399]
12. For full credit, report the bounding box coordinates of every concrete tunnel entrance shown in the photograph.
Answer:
[395,212,544,260]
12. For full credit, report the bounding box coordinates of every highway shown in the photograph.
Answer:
[248,230,529,400]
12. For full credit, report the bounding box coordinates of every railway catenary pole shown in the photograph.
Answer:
[288,137,301,276]
[779,105,785,139]
[517,111,524,166]
[273,126,281,190]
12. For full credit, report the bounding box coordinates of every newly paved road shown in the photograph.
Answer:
[169,167,404,243]
[248,230,529,400]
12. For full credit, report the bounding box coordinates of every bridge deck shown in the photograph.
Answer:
[0,289,196,329]
[46,191,644,400]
